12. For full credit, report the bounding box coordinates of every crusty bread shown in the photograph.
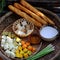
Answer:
[14,3,47,25]
[20,0,55,25]
[8,5,42,27]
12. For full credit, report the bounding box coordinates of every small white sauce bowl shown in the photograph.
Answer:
[39,25,59,41]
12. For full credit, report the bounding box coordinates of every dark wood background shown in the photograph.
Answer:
[0,0,60,16]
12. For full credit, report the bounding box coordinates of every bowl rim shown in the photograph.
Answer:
[39,25,59,41]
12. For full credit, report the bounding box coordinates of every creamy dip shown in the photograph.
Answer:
[40,26,58,39]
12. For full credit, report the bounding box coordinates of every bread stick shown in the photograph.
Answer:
[8,5,42,27]
[14,3,47,25]
[20,0,55,25]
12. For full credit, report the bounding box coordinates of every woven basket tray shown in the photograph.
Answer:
[0,7,60,60]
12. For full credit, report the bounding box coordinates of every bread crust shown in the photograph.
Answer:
[20,0,55,25]
[14,3,47,25]
[8,5,42,27]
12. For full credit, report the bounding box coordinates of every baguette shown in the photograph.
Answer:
[14,3,47,25]
[8,5,42,27]
[20,0,55,25]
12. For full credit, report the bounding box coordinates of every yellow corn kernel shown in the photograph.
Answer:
[15,49,19,53]
[18,46,22,51]
[20,50,24,55]
[16,37,21,42]
[19,54,23,58]
[24,53,29,58]
[15,53,20,58]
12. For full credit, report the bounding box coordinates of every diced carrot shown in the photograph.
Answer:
[28,46,33,51]
[22,44,27,49]
[26,42,30,46]
[21,41,25,45]
[32,47,36,52]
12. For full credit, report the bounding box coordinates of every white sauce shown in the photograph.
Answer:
[40,26,58,39]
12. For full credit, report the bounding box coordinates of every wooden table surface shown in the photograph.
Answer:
[0,58,2,60]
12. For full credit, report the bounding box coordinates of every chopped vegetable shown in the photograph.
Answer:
[1,32,36,59]
[27,51,32,55]
[15,40,36,58]
[26,42,30,46]
[28,46,33,51]
[21,40,25,45]
[5,50,15,58]
[8,32,11,38]
[15,53,20,58]
[2,35,6,40]
[22,44,27,49]
[19,54,23,58]
[24,53,29,58]
[32,47,36,52]
[2,32,8,36]
[23,48,28,53]
[20,50,24,55]
[11,34,16,38]
[10,52,16,58]
[16,37,21,42]
[18,46,22,51]
[15,49,19,53]
[1,32,22,58]
[4,43,9,50]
